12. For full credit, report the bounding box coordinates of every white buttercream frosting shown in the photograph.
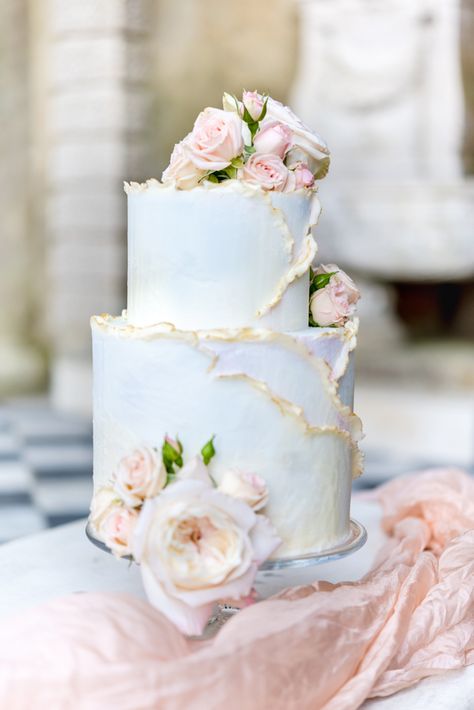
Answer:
[126,179,320,331]
[91,316,362,557]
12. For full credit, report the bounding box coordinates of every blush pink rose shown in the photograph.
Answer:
[218,470,269,511]
[242,90,264,121]
[132,479,281,635]
[161,141,206,189]
[241,153,291,191]
[293,162,315,189]
[100,505,139,558]
[310,264,360,326]
[89,486,120,534]
[253,121,292,159]
[186,107,244,171]
[114,446,166,508]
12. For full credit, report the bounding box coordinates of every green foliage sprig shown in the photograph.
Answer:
[309,267,338,296]
[162,437,184,484]
[161,434,217,485]
[201,436,216,465]
[241,95,268,140]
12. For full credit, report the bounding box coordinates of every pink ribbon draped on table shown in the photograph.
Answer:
[1,467,473,710]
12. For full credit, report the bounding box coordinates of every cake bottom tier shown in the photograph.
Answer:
[91,316,363,558]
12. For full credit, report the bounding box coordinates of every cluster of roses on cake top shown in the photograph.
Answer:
[161,89,360,327]
[89,436,280,636]
[162,90,330,191]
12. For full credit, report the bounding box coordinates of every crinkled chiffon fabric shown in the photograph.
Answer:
[1,468,473,710]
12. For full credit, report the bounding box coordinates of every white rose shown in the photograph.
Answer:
[222,91,242,114]
[218,470,269,511]
[89,486,121,534]
[114,446,166,508]
[100,506,139,558]
[162,141,206,190]
[132,479,281,635]
[264,96,330,176]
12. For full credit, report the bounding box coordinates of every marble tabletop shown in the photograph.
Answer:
[0,498,472,709]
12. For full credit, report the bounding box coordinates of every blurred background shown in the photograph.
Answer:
[0,0,473,542]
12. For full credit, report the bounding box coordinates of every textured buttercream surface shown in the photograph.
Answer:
[126,180,320,331]
[91,317,362,557]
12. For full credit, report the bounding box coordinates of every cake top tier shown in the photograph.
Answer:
[126,91,331,331]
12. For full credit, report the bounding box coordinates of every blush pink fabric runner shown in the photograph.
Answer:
[1,468,474,710]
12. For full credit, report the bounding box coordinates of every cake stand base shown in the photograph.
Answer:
[86,519,367,637]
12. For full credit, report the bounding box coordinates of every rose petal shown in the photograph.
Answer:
[171,562,258,607]
[205,487,257,533]
[177,457,213,486]
[131,497,157,563]
[140,564,214,636]
[250,515,282,563]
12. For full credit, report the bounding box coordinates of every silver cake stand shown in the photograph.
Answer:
[86,519,367,637]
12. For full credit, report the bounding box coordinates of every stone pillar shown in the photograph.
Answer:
[0,0,45,395]
[41,0,153,413]
[461,0,474,173]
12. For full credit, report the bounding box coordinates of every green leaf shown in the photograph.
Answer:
[244,144,256,157]
[227,166,239,179]
[162,438,184,474]
[207,166,236,183]
[248,121,259,139]
[309,266,322,297]
[257,96,268,122]
[242,105,255,125]
[201,436,216,465]
[313,157,330,181]
[230,156,244,168]
[312,271,338,290]
[308,313,318,328]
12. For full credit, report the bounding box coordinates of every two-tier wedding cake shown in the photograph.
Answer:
[89,91,363,634]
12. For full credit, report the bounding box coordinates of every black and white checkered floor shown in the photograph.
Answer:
[1,397,468,545]
[0,398,93,544]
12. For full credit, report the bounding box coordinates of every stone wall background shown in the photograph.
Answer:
[0,0,44,396]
